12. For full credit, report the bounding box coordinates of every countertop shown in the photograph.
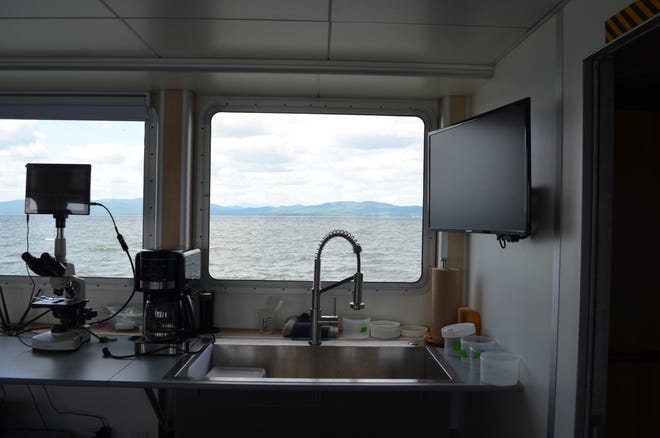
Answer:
[0,330,522,392]
[0,332,182,388]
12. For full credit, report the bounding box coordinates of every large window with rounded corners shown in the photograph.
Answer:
[197,99,436,294]
[0,95,150,281]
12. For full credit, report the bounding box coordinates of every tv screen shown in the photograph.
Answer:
[427,97,531,242]
[25,163,91,216]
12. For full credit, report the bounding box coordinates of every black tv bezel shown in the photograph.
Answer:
[426,97,531,241]
[24,163,92,217]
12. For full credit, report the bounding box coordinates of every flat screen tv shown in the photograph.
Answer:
[25,163,91,217]
[427,97,531,245]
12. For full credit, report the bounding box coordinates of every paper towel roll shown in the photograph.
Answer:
[429,267,460,342]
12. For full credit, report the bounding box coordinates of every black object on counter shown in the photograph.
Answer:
[282,312,335,339]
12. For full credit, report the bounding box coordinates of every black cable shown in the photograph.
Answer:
[102,335,213,359]
[26,385,48,430]
[14,310,52,334]
[0,285,10,328]
[1,311,51,338]
[41,386,106,429]
[102,345,180,359]
[89,202,135,276]
[87,201,137,326]
[0,286,51,337]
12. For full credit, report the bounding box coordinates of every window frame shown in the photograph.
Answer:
[195,96,438,296]
[0,93,155,292]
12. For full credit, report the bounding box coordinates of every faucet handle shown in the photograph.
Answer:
[350,272,364,310]
[319,315,338,325]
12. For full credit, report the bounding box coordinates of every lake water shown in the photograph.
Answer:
[0,215,423,282]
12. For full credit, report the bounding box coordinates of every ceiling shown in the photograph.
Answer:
[0,0,564,98]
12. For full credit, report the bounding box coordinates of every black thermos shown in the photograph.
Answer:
[198,291,215,333]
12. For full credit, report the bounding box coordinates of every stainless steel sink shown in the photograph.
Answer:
[167,338,455,385]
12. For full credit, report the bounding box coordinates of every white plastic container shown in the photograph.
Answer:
[440,322,475,357]
[342,315,371,338]
[460,335,498,365]
[370,320,401,339]
[400,325,428,338]
[480,351,520,386]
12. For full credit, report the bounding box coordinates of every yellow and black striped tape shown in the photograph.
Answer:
[605,0,659,42]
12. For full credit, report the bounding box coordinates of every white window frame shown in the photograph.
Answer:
[195,97,438,296]
[0,93,155,292]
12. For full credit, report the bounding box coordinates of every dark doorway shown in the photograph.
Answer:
[578,15,660,438]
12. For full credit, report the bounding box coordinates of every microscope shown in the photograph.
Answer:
[22,163,96,351]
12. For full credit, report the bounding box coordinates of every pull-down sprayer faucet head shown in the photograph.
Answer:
[350,271,364,310]
[316,230,364,310]
[310,230,365,345]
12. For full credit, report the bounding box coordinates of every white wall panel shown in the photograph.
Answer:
[556,0,634,437]
[465,16,558,438]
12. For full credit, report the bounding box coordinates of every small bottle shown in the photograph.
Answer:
[458,306,481,336]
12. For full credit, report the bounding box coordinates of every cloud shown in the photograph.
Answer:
[0,120,144,202]
[0,120,40,149]
[211,112,271,139]
[0,115,425,208]
[210,113,425,207]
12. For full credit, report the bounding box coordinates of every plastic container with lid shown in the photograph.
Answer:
[460,334,498,364]
[440,322,475,357]
[480,351,520,386]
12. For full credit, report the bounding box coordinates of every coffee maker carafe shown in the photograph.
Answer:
[134,249,201,353]
[143,291,195,343]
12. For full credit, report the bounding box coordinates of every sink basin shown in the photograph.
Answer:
[167,338,455,385]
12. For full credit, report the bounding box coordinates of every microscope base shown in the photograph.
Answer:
[31,327,91,351]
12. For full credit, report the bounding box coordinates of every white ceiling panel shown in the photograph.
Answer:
[106,0,330,21]
[331,0,560,27]
[0,0,113,18]
[127,19,329,59]
[330,23,526,65]
[0,0,566,97]
[0,19,154,57]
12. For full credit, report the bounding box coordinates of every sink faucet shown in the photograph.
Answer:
[310,230,364,346]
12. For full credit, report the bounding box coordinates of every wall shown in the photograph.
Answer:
[556,1,635,435]
[463,16,559,438]
[462,0,633,437]
[1,1,639,437]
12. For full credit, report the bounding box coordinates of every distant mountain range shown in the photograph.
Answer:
[0,199,421,217]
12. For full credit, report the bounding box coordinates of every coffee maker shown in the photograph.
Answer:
[133,248,201,354]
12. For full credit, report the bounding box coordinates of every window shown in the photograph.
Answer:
[0,95,149,280]
[198,99,436,293]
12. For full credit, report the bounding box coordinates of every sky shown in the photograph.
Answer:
[0,119,144,202]
[210,112,424,207]
[0,113,425,207]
